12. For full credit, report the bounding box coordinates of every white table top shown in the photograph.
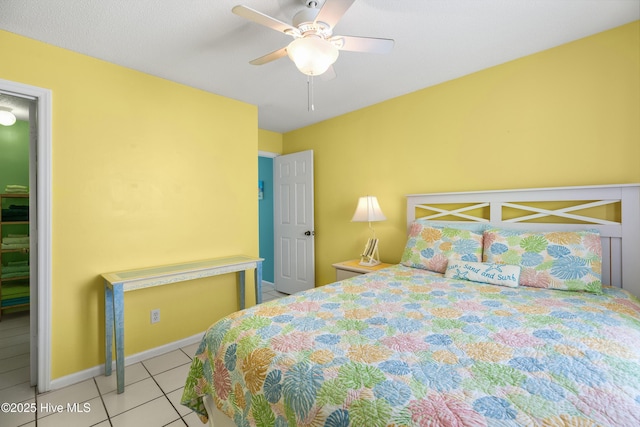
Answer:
[101,255,263,291]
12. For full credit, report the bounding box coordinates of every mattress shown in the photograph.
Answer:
[181,264,640,426]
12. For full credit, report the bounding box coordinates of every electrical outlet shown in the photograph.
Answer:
[150,309,160,324]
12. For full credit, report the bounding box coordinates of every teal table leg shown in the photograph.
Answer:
[113,284,125,394]
[104,282,114,376]
[238,271,246,310]
[255,262,263,304]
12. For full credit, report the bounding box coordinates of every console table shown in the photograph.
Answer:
[101,255,263,393]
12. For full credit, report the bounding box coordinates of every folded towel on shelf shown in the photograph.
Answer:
[1,271,29,279]
[0,265,31,278]
[1,209,29,221]
[7,260,28,266]
[1,208,28,214]
[1,296,30,307]
[2,237,29,244]
[1,283,29,298]
[1,265,30,274]
[1,243,29,249]
[4,185,29,194]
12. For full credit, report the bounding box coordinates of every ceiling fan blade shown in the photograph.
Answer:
[232,5,300,36]
[314,0,356,28]
[249,47,288,65]
[331,36,394,54]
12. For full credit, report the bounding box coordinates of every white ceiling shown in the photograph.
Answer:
[0,0,638,132]
[0,93,33,122]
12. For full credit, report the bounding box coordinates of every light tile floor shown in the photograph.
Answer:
[0,282,286,427]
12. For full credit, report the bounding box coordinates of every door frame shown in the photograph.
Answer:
[0,78,52,392]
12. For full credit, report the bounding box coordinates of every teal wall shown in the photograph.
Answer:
[0,120,29,192]
[258,156,274,283]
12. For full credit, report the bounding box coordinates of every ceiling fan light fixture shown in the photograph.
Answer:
[287,36,339,76]
[0,107,16,126]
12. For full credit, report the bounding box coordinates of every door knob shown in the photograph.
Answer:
[304,230,315,236]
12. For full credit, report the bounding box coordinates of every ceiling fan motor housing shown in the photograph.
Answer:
[302,0,321,8]
[293,7,331,37]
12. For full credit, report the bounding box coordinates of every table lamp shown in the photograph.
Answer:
[351,196,386,266]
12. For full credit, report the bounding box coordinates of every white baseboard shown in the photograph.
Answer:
[48,332,204,392]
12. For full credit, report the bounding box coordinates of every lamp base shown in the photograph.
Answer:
[359,258,380,267]
[359,238,380,267]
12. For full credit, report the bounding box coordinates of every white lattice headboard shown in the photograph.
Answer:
[406,184,640,297]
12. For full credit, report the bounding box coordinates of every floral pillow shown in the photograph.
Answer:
[413,218,489,233]
[401,224,483,273]
[445,260,521,288]
[483,228,602,294]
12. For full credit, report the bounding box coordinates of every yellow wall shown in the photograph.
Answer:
[1,30,259,379]
[2,20,637,381]
[258,128,283,154]
[283,21,640,287]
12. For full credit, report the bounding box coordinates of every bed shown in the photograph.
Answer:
[182,184,640,426]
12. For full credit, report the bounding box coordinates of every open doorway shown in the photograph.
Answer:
[259,151,298,303]
[0,78,52,394]
[258,153,276,293]
[0,92,37,393]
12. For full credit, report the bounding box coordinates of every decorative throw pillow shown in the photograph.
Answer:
[483,228,602,294]
[401,224,483,273]
[445,261,521,288]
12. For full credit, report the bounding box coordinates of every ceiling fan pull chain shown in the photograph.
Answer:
[308,76,315,112]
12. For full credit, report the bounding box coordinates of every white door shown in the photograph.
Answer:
[274,150,315,294]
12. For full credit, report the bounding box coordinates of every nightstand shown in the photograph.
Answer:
[331,259,393,281]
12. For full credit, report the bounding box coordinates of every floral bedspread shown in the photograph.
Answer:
[182,265,640,426]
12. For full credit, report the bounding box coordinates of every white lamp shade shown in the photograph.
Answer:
[351,196,386,222]
[287,36,339,76]
[0,110,16,126]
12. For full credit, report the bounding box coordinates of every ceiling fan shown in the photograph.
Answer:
[232,0,394,77]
